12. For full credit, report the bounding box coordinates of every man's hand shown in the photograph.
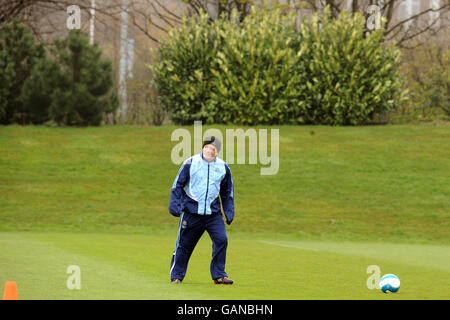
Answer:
[169,209,182,217]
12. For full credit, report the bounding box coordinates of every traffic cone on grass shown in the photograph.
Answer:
[3,281,18,300]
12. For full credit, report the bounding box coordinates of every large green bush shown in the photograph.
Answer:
[296,10,407,125]
[209,10,303,125]
[152,7,406,125]
[150,14,220,125]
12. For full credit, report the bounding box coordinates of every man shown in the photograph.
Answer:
[169,136,235,285]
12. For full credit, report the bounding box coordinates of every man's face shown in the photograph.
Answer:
[203,144,217,161]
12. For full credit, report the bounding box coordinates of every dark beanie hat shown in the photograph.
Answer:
[203,136,221,153]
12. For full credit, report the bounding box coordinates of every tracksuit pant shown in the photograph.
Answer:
[170,211,228,281]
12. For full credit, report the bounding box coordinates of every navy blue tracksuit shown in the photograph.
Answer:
[169,153,235,281]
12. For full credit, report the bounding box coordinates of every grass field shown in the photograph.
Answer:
[1,232,449,299]
[0,125,449,299]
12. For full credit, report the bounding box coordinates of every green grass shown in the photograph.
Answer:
[0,124,449,299]
[0,124,448,242]
[0,231,448,299]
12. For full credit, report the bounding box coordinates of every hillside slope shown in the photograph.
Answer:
[0,125,448,243]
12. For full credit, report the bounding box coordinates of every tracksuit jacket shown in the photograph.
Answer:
[169,152,235,223]
[168,152,235,280]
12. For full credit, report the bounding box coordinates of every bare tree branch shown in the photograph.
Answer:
[2,0,449,49]
[385,2,449,37]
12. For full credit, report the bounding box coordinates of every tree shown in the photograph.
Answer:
[402,37,450,121]
[0,19,45,124]
[22,29,118,126]
[4,1,446,48]
[294,0,450,48]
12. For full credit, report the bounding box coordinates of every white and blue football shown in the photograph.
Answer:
[379,274,400,293]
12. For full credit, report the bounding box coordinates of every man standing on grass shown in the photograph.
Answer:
[169,136,235,285]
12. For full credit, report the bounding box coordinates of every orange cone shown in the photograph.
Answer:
[3,282,18,300]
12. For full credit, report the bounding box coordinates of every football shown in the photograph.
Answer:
[379,274,400,293]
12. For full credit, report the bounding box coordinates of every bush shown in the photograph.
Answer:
[0,20,45,124]
[152,6,406,125]
[295,9,406,125]
[22,30,118,126]
[150,14,220,125]
[209,9,302,125]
